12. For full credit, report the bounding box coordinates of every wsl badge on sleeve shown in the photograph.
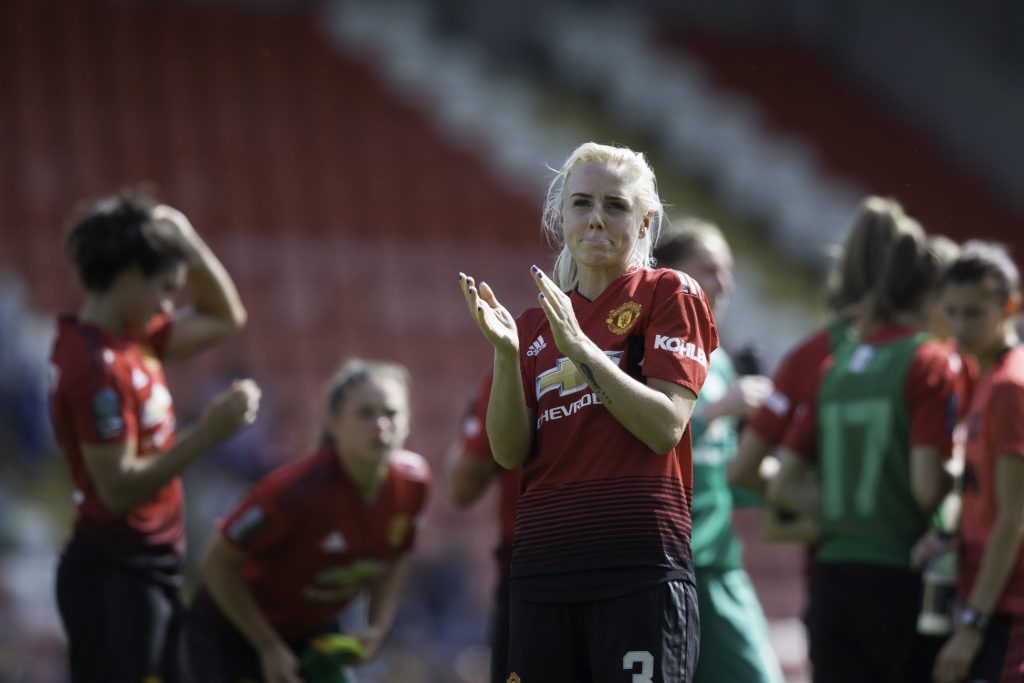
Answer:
[92,387,125,439]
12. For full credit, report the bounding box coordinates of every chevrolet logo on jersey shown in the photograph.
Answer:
[536,351,624,399]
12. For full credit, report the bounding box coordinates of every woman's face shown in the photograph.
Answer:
[942,277,1010,356]
[328,378,410,466]
[669,235,734,312]
[562,160,647,274]
[116,263,186,332]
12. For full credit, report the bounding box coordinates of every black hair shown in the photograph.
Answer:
[942,240,1020,303]
[65,192,190,292]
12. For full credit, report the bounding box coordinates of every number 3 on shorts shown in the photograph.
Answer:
[622,650,654,682]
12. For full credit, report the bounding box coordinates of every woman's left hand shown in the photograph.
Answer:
[531,266,587,359]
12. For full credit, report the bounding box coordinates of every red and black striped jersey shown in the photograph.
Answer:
[511,268,718,600]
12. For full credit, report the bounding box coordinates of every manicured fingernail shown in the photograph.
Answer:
[458,273,463,281]
[531,265,538,272]
[539,292,545,299]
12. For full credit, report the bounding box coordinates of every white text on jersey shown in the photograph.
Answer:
[653,335,708,368]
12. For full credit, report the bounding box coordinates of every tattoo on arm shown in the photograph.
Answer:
[578,362,613,405]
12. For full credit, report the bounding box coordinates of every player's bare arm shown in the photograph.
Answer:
[767,449,820,519]
[202,534,302,683]
[934,454,1024,683]
[445,445,500,508]
[357,553,413,662]
[155,205,248,362]
[458,273,532,469]
[909,445,953,511]
[81,380,260,513]
[532,265,694,455]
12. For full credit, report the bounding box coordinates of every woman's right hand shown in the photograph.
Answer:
[459,273,519,355]
[258,640,303,683]
[202,379,262,441]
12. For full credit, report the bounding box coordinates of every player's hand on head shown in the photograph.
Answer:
[531,265,586,358]
[259,640,303,683]
[152,204,200,249]
[202,378,262,441]
[459,272,519,354]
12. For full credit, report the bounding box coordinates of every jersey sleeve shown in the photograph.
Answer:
[904,341,959,453]
[987,380,1024,457]
[461,373,494,463]
[642,271,719,395]
[64,362,137,446]
[747,331,827,445]
[219,480,295,555]
[780,357,830,463]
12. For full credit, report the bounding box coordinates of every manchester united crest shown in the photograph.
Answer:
[606,301,642,335]
[388,514,411,548]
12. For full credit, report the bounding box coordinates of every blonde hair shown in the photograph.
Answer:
[541,142,665,289]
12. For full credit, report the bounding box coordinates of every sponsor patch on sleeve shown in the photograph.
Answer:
[226,505,267,545]
[92,388,125,439]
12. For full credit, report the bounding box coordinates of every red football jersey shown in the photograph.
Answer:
[460,372,519,571]
[49,314,182,557]
[784,327,960,462]
[220,447,431,642]
[959,345,1024,615]
[511,268,718,599]
[747,319,851,445]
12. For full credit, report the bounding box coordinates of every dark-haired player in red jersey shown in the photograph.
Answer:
[186,359,430,683]
[933,242,1024,683]
[446,371,520,683]
[460,142,717,683]
[51,195,260,683]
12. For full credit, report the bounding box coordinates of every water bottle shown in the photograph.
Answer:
[917,547,957,636]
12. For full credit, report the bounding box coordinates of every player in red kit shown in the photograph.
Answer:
[51,194,260,683]
[186,359,430,683]
[934,243,1024,683]
[460,142,718,683]
[730,196,917,496]
[446,371,520,683]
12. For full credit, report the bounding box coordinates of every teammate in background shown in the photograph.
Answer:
[186,359,430,683]
[459,142,718,683]
[51,194,259,683]
[769,225,960,683]
[933,243,1024,683]
[654,219,783,683]
[729,196,915,497]
[445,371,519,683]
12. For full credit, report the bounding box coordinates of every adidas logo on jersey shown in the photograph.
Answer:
[526,335,547,357]
[653,335,707,368]
[320,531,348,553]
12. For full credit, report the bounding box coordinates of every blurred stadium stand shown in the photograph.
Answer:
[1,1,1021,681]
